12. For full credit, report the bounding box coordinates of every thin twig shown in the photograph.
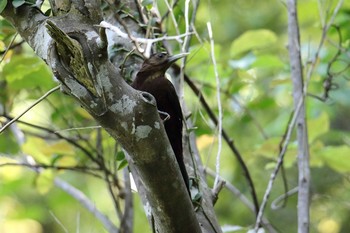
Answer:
[120,167,134,233]
[113,12,144,54]
[50,211,69,233]
[100,21,193,57]
[254,98,304,230]
[207,22,223,190]
[163,0,181,36]
[161,0,180,23]
[0,85,61,134]
[181,0,191,52]
[43,97,100,154]
[54,178,119,233]
[206,168,253,210]
[271,186,298,210]
[0,162,102,175]
[1,115,120,193]
[206,168,279,233]
[177,0,199,101]
[304,0,344,89]
[96,128,123,220]
[276,112,295,209]
[316,25,343,101]
[54,125,102,133]
[183,72,260,216]
[1,115,101,165]
[0,33,18,63]
[190,74,269,139]
[0,158,118,232]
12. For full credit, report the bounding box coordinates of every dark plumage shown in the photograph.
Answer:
[132,52,189,193]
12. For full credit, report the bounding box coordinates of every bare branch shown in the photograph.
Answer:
[0,159,118,232]
[54,178,119,233]
[0,85,60,134]
[0,33,19,62]
[49,211,69,233]
[183,73,260,216]
[54,125,102,133]
[0,162,102,179]
[1,115,103,166]
[100,21,192,57]
[271,187,298,210]
[207,22,223,190]
[120,167,134,233]
[287,1,310,232]
[163,0,181,35]
[254,98,304,230]
[305,0,344,99]
[206,169,278,233]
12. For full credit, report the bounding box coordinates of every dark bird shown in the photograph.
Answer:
[132,52,190,194]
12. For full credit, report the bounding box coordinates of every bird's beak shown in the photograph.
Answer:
[167,53,189,64]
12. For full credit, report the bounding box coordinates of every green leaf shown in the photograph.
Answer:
[141,0,152,10]
[309,140,325,167]
[22,137,51,164]
[0,40,5,51]
[0,0,7,14]
[0,130,20,154]
[0,157,23,181]
[0,19,17,40]
[35,170,54,194]
[141,0,152,6]
[254,138,280,159]
[44,8,51,16]
[3,55,54,90]
[319,146,350,173]
[116,151,125,161]
[12,0,35,8]
[270,78,290,87]
[308,112,329,143]
[252,54,285,68]
[230,29,278,57]
[254,137,297,168]
[229,53,256,69]
[117,159,128,170]
[12,0,26,8]
[192,192,202,202]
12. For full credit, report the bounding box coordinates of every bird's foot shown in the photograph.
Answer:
[158,110,171,122]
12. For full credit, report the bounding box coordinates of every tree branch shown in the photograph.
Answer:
[0,159,118,232]
[286,1,311,232]
[0,85,60,133]
[183,71,260,216]
[254,98,304,230]
[54,178,119,233]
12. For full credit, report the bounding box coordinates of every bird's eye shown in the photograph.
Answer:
[158,52,167,58]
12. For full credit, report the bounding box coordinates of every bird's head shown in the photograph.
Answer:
[138,52,188,74]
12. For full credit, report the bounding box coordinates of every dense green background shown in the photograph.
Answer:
[1,0,350,232]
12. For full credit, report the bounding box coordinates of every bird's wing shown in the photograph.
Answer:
[165,80,183,121]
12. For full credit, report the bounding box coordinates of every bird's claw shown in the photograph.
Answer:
[158,110,170,122]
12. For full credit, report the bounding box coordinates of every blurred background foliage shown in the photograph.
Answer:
[1,0,350,232]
